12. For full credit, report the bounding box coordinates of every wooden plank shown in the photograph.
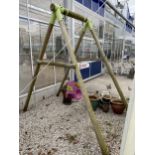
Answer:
[37,60,75,68]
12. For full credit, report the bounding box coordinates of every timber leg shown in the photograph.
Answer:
[58,16,109,155]
[90,29,128,109]
[23,14,56,112]
[56,25,87,96]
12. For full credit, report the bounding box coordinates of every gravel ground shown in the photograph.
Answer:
[19,75,133,155]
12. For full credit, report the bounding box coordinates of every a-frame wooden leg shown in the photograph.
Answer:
[23,16,56,112]
[89,28,128,109]
[58,19,109,155]
[56,26,87,96]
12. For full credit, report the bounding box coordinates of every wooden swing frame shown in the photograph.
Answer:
[23,4,128,155]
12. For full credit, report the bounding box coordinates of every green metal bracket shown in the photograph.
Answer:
[56,9,63,21]
[49,13,56,24]
[50,5,64,24]
[53,4,63,21]
[60,6,66,14]
[85,20,93,30]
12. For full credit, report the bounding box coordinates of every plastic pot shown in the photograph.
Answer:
[99,102,109,112]
[99,97,110,113]
[89,95,99,111]
[62,91,72,105]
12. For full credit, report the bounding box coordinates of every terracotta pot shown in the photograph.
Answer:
[111,99,125,114]
[89,95,97,100]
[110,96,118,101]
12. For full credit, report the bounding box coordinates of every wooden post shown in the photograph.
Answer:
[89,29,128,108]
[23,14,56,112]
[58,18,109,155]
[56,26,87,96]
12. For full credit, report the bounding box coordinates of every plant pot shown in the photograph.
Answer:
[102,95,111,102]
[89,95,99,111]
[110,96,118,101]
[62,91,72,105]
[111,99,125,114]
[99,102,109,112]
[98,98,110,113]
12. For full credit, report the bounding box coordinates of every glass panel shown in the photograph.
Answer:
[78,39,99,61]
[79,39,91,60]
[98,0,105,16]
[29,21,55,89]
[91,16,99,37]
[90,41,98,59]
[74,4,85,15]
[29,0,61,11]
[54,26,67,61]
[19,19,33,94]
[94,24,99,37]
[29,6,50,23]
[19,0,27,17]
[30,22,41,64]
[54,26,65,83]
[92,0,99,12]
[99,24,104,39]
[75,37,84,61]
[85,29,92,38]
[83,0,91,9]
[74,21,83,36]
[76,0,83,3]
[52,0,64,6]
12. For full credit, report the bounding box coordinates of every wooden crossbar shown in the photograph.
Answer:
[37,60,75,68]
[50,3,88,22]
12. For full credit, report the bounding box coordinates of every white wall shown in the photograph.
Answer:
[120,79,135,155]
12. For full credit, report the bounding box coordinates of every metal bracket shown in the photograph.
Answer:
[50,4,65,22]
[85,20,93,30]
[49,13,56,24]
